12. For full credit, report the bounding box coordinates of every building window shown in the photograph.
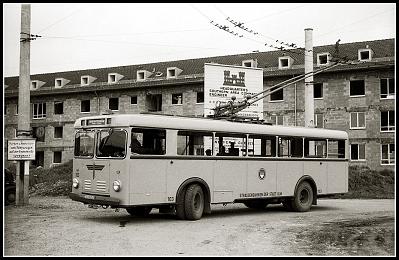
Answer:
[196,91,204,104]
[172,93,183,105]
[55,79,63,88]
[380,78,395,99]
[381,144,395,165]
[381,111,395,132]
[53,151,62,164]
[278,57,290,69]
[350,112,366,129]
[271,115,284,125]
[350,80,365,97]
[131,96,138,105]
[81,76,89,86]
[270,86,283,101]
[54,126,63,139]
[350,143,366,161]
[314,83,323,99]
[317,53,329,66]
[81,100,91,113]
[314,113,324,128]
[54,101,64,115]
[109,97,119,111]
[15,104,18,115]
[358,49,371,61]
[108,74,117,83]
[32,103,46,119]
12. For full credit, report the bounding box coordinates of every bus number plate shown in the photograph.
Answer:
[84,195,95,200]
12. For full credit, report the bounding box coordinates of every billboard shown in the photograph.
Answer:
[204,63,264,119]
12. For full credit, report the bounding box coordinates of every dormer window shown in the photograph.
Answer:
[137,70,152,81]
[30,80,45,90]
[108,74,116,83]
[278,56,293,69]
[317,53,330,66]
[242,59,257,68]
[167,67,182,79]
[80,75,96,86]
[81,76,89,86]
[31,81,38,90]
[168,69,176,78]
[107,73,123,84]
[137,71,145,80]
[358,48,373,61]
[55,79,62,88]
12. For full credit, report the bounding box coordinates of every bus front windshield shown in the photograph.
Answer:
[97,129,127,158]
[74,131,95,157]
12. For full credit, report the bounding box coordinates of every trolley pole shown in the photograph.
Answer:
[304,28,314,128]
[16,4,31,205]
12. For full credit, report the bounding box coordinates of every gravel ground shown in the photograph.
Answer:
[4,196,395,256]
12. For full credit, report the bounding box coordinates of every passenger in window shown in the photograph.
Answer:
[131,133,150,154]
[229,142,239,156]
[205,149,212,156]
[218,145,227,156]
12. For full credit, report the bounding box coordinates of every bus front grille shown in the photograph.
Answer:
[96,181,107,192]
[84,180,92,190]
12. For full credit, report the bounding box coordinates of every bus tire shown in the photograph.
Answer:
[243,199,268,209]
[290,181,313,212]
[5,185,16,206]
[184,184,204,220]
[126,206,152,217]
[175,187,187,220]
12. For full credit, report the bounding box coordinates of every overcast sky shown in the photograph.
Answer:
[3,3,396,77]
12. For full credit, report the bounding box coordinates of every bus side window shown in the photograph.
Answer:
[131,129,166,155]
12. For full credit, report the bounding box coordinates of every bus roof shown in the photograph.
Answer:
[74,114,348,140]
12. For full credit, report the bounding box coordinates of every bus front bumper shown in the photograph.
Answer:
[69,193,120,206]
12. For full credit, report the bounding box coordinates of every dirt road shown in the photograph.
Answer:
[4,197,395,256]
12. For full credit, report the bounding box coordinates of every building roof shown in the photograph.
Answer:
[4,38,395,94]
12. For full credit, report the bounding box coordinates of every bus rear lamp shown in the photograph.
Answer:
[72,178,79,188]
[113,180,121,192]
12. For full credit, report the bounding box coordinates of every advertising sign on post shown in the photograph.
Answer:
[204,63,264,119]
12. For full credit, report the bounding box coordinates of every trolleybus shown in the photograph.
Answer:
[70,113,348,220]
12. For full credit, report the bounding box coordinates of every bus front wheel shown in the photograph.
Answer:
[290,181,313,212]
[184,184,204,220]
[126,206,152,217]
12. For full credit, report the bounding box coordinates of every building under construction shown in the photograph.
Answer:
[4,38,395,170]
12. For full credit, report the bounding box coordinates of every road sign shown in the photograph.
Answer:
[7,138,36,161]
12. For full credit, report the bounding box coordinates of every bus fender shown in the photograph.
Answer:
[176,177,211,214]
[294,175,318,205]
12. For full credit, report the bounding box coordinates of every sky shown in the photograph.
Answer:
[3,3,396,77]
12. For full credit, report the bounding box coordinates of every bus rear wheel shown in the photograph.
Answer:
[243,199,268,209]
[126,206,152,217]
[184,184,204,220]
[290,181,313,212]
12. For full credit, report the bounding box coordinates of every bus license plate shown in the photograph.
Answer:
[84,195,95,200]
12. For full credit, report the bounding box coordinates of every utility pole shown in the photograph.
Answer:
[16,4,31,205]
[304,28,314,128]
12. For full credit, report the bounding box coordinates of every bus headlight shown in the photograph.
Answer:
[72,178,79,189]
[113,180,121,192]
